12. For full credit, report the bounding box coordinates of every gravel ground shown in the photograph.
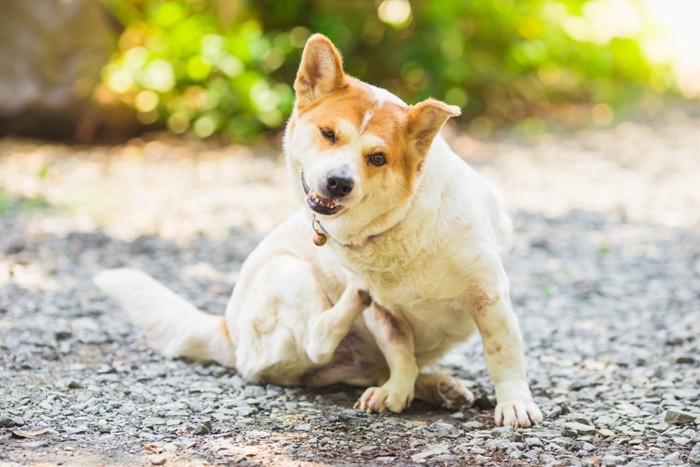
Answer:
[1,107,699,466]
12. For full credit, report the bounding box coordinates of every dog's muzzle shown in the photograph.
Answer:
[301,172,343,216]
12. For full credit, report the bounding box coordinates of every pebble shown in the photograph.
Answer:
[410,444,450,462]
[602,454,627,465]
[525,437,543,447]
[563,422,597,436]
[0,416,25,427]
[689,443,700,464]
[149,455,166,465]
[665,410,697,425]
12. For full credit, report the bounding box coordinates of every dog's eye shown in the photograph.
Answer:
[368,152,387,167]
[319,127,336,144]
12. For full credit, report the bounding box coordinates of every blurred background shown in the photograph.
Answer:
[1,0,699,143]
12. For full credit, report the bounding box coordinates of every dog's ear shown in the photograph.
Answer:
[294,34,347,105]
[407,99,461,153]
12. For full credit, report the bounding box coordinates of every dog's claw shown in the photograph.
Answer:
[353,401,360,410]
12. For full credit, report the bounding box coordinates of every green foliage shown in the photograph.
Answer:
[0,188,51,215]
[101,0,670,141]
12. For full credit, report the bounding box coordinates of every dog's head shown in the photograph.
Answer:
[284,34,460,238]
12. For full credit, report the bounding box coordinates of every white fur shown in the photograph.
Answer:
[95,37,542,428]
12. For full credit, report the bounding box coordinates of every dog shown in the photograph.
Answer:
[95,34,543,428]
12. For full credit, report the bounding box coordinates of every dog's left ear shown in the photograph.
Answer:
[407,99,461,153]
[294,34,347,106]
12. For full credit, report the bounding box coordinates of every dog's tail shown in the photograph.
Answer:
[93,268,236,368]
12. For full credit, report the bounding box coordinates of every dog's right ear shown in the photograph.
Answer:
[294,34,347,106]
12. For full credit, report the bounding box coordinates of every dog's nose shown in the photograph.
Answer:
[326,170,354,198]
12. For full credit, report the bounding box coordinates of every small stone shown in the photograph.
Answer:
[676,356,696,364]
[192,421,212,435]
[563,422,597,436]
[462,420,484,430]
[149,455,166,465]
[410,444,450,462]
[295,423,311,432]
[54,330,73,340]
[602,454,626,466]
[242,385,266,398]
[688,443,700,464]
[187,401,204,413]
[598,428,615,437]
[430,421,458,438]
[0,416,25,427]
[67,381,82,389]
[449,412,464,419]
[525,437,543,447]
[665,410,696,425]
[580,442,596,452]
[64,424,88,434]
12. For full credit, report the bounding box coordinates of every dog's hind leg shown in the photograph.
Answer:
[414,373,474,409]
[355,304,419,414]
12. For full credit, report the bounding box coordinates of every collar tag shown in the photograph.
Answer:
[312,215,328,246]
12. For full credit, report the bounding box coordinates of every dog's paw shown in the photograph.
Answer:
[354,386,413,414]
[435,380,474,410]
[495,399,543,428]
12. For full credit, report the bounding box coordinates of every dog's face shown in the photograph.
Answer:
[284,34,460,227]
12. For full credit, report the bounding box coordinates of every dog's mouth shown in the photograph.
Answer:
[301,172,342,216]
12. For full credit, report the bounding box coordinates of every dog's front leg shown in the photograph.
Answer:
[305,279,371,365]
[471,290,543,428]
[355,303,418,413]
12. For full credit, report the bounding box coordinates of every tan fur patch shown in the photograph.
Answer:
[469,286,502,313]
[220,317,230,340]
[372,303,406,341]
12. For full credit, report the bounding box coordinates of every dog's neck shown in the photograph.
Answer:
[314,195,417,249]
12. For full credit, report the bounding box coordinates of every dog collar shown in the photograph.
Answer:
[311,214,397,249]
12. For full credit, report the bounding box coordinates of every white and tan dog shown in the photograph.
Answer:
[95,34,542,428]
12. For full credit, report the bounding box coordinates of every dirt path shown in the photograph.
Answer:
[1,108,699,466]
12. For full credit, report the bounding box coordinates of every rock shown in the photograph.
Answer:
[562,422,597,436]
[0,416,24,427]
[149,455,166,465]
[192,421,212,435]
[525,437,543,447]
[665,410,696,425]
[689,443,700,465]
[462,420,484,430]
[601,454,627,466]
[429,421,459,438]
[54,330,73,340]
[410,444,450,463]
